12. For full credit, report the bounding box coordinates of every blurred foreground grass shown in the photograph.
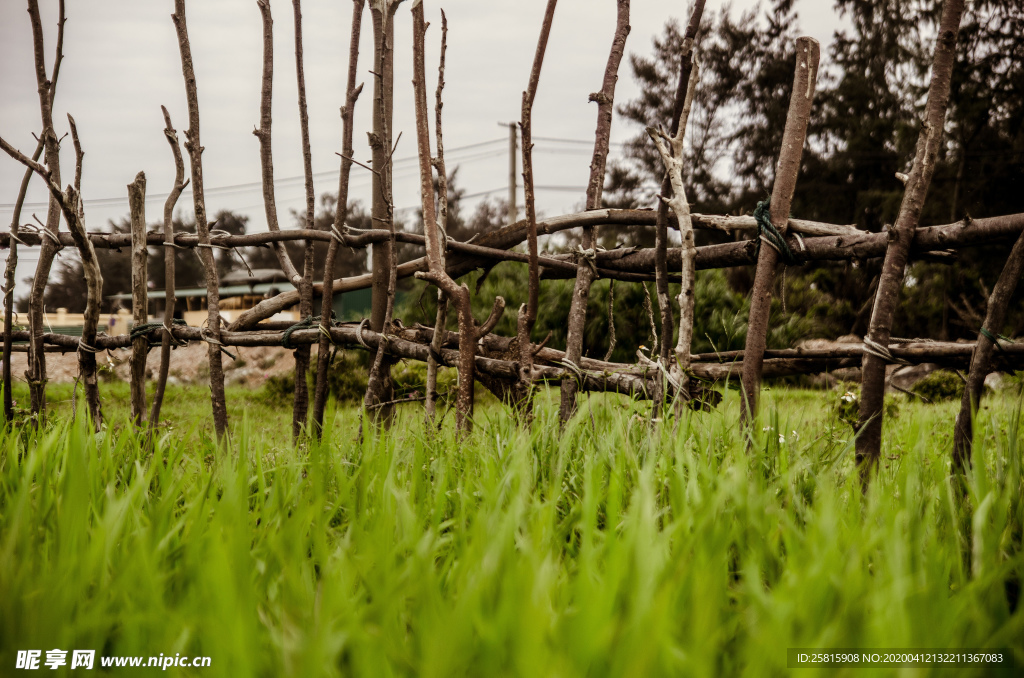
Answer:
[0,381,1022,676]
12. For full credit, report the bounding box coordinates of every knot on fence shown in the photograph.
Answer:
[282,314,342,350]
[754,200,799,266]
[129,319,188,347]
[980,327,1016,352]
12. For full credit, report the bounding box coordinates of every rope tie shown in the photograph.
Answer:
[330,225,348,245]
[162,240,188,250]
[862,336,912,366]
[355,318,372,349]
[282,315,320,349]
[40,228,62,246]
[980,327,1015,352]
[76,339,101,354]
[793,232,807,252]
[753,200,798,265]
[130,319,187,346]
[573,245,603,276]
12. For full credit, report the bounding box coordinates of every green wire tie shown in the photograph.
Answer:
[753,200,798,266]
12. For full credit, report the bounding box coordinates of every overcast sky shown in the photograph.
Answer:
[1,0,846,299]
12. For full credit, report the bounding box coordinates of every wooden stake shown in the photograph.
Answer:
[364,0,404,422]
[3,137,44,422]
[654,0,705,404]
[128,172,148,425]
[150,107,187,429]
[515,0,558,422]
[856,0,966,474]
[313,0,365,436]
[23,0,66,422]
[953,227,1024,469]
[173,0,229,439]
[291,0,315,439]
[739,36,820,427]
[559,0,630,426]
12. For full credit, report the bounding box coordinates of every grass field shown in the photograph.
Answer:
[1,381,1022,676]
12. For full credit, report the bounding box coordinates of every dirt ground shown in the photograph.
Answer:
[7,342,303,388]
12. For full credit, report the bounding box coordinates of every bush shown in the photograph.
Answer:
[911,370,964,403]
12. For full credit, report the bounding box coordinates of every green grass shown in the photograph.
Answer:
[1,382,1022,676]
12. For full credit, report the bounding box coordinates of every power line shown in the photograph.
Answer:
[1,137,510,211]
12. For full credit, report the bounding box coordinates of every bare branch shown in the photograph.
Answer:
[254,0,303,286]
[173,0,229,438]
[313,0,365,435]
[515,0,558,421]
[150,106,188,429]
[559,0,629,425]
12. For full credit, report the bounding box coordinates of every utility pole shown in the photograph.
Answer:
[501,122,517,225]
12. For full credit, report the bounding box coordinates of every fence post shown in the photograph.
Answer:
[856,0,966,475]
[739,37,820,428]
[129,172,148,425]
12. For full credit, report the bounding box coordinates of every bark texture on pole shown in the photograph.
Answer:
[739,36,820,426]
[150,107,187,429]
[291,0,316,438]
[128,172,148,425]
[648,60,701,405]
[254,0,302,286]
[313,0,364,435]
[952,229,1024,469]
[411,3,498,434]
[0,132,104,428]
[515,0,558,420]
[425,8,450,427]
[173,0,229,439]
[66,116,103,428]
[855,0,966,472]
[3,138,44,422]
[558,0,630,425]
[364,0,404,421]
[24,0,66,422]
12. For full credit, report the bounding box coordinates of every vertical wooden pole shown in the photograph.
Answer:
[856,0,965,473]
[558,0,630,426]
[292,0,315,438]
[739,37,820,427]
[150,107,187,429]
[66,116,104,429]
[952,228,1024,469]
[173,0,229,438]
[313,0,365,436]
[24,0,66,422]
[514,0,558,422]
[653,0,705,389]
[364,1,401,420]
[128,172,148,425]
[3,140,44,422]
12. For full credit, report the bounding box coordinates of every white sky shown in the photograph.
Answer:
[1,0,846,299]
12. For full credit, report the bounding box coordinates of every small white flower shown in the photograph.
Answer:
[791,430,800,441]
[841,391,857,403]
[778,434,786,444]
[762,425,774,432]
